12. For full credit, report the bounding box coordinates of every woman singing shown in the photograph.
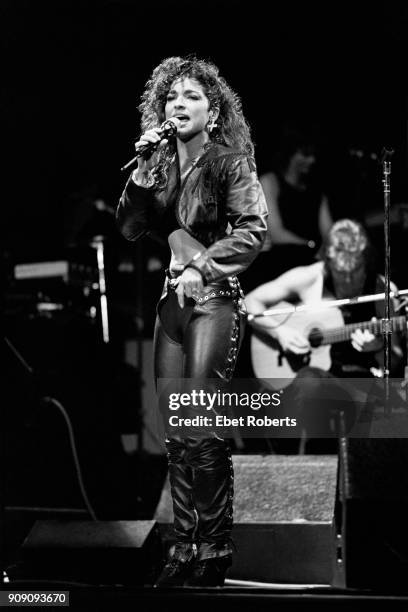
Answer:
[117,56,267,586]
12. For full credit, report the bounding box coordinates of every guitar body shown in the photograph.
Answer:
[250,301,345,390]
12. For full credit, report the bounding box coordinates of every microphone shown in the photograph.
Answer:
[380,147,394,165]
[120,118,180,172]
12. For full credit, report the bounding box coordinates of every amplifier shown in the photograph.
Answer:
[14,260,96,287]
[6,260,98,318]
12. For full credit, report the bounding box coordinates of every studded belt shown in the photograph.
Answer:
[165,270,244,305]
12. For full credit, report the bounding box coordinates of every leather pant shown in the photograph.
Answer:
[153,275,245,559]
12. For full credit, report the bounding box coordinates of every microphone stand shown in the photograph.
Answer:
[380,148,394,415]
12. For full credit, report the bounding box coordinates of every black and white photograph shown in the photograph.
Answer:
[2,1,408,610]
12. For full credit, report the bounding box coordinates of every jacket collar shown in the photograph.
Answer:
[195,143,241,167]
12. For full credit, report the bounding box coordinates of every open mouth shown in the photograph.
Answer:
[175,114,189,123]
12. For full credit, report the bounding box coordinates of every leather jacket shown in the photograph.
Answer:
[116,143,268,284]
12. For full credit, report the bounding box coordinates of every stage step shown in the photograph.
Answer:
[155,454,338,585]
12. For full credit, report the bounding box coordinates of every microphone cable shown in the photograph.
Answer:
[40,396,98,521]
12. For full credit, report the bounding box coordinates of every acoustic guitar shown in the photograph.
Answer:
[250,301,405,389]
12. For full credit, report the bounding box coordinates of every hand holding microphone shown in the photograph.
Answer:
[120,118,180,174]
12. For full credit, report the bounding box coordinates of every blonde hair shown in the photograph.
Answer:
[324,219,368,273]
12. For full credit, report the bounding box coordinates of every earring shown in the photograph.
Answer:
[207,115,218,133]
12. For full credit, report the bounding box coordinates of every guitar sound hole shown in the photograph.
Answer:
[309,327,323,348]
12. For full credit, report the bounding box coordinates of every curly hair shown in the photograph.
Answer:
[137,56,254,186]
[320,219,376,274]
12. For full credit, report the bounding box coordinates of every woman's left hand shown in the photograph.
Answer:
[175,268,204,308]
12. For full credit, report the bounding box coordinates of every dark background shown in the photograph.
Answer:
[2,0,408,256]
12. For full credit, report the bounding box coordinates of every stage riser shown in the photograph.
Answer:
[232,455,338,523]
[231,523,332,584]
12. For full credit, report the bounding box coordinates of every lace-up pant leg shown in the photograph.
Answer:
[153,309,196,547]
[153,289,244,559]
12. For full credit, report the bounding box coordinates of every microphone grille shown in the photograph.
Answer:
[161,117,180,135]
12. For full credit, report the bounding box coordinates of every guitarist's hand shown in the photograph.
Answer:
[275,326,311,355]
[351,328,383,353]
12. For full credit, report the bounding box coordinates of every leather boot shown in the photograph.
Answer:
[154,543,196,587]
[184,555,232,587]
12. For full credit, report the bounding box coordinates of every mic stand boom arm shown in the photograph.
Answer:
[247,288,408,321]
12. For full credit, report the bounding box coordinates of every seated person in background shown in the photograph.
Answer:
[245,219,404,452]
[240,124,333,293]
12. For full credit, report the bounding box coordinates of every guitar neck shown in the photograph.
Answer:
[320,315,406,346]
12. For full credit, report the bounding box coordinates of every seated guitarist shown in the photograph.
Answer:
[245,218,404,451]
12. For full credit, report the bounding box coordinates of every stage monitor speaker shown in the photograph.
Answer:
[17,520,163,586]
[333,438,408,591]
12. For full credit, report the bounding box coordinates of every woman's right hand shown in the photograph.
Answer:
[132,128,168,182]
[274,325,311,355]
